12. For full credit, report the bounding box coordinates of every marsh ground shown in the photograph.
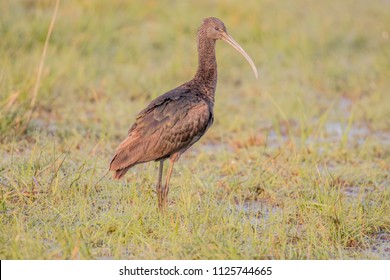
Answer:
[1,0,389,259]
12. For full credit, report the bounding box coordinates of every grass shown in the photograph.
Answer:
[1,0,389,259]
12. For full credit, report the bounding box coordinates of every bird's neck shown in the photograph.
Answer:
[193,38,218,102]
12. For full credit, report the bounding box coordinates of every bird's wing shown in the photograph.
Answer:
[110,87,213,173]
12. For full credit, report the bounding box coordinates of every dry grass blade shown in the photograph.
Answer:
[21,0,60,135]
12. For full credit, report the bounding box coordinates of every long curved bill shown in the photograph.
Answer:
[221,32,258,79]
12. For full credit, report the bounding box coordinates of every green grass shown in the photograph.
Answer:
[1,0,389,259]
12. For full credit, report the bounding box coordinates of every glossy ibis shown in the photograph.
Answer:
[110,17,258,211]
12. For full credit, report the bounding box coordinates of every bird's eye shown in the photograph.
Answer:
[214,26,219,31]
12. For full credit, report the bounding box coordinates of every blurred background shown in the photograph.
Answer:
[1,0,389,139]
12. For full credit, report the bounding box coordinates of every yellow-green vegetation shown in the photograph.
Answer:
[1,0,389,259]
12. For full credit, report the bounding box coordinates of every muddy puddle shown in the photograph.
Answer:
[362,231,390,260]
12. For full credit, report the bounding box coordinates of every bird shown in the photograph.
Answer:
[110,17,258,211]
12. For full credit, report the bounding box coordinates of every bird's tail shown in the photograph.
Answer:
[111,165,131,179]
[109,135,142,179]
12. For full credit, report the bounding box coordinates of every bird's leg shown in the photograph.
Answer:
[156,160,164,211]
[162,158,176,210]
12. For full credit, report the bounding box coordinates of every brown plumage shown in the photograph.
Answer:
[110,17,258,211]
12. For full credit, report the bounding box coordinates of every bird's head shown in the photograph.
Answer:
[199,17,258,79]
[200,17,227,40]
